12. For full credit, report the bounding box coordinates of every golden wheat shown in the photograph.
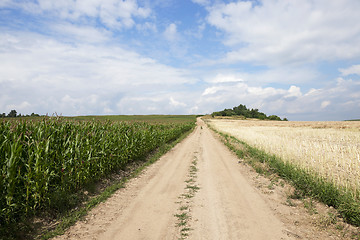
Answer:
[209,119,360,196]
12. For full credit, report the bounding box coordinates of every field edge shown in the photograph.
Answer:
[205,121,360,229]
[38,125,196,240]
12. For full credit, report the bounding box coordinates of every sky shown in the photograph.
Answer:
[1,0,360,121]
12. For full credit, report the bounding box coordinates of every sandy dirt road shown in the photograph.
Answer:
[54,118,334,240]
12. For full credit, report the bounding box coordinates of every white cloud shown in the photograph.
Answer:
[0,31,195,115]
[208,73,244,83]
[321,101,331,109]
[251,66,320,84]
[200,65,320,87]
[136,22,157,34]
[51,23,111,43]
[3,0,151,30]
[169,97,186,107]
[339,64,360,76]
[185,22,206,40]
[5,101,31,113]
[164,23,178,42]
[116,93,192,115]
[207,0,360,65]
[285,86,302,99]
[191,0,211,7]
[202,86,218,96]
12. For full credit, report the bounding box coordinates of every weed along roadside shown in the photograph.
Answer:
[205,118,360,228]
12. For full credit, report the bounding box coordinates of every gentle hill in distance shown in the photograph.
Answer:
[211,104,287,121]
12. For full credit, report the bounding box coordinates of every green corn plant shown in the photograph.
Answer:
[0,117,195,229]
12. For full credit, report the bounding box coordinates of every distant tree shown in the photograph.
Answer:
[268,115,281,121]
[257,112,267,120]
[7,110,17,118]
[0,113,5,118]
[233,104,248,116]
[223,109,236,116]
[249,108,261,118]
[211,104,286,121]
[283,118,288,121]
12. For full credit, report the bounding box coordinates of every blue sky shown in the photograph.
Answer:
[1,0,360,120]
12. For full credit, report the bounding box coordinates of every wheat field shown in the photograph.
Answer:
[208,119,360,197]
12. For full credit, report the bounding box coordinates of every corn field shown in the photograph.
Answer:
[0,117,194,225]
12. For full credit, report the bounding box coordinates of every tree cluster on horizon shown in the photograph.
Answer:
[211,104,288,121]
[0,109,40,118]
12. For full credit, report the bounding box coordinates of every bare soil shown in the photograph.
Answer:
[54,118,359,240]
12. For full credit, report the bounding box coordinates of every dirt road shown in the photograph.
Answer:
[54,118,348,239]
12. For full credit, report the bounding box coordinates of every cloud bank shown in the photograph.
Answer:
[207,0,360,65]
[1,0,360,120]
